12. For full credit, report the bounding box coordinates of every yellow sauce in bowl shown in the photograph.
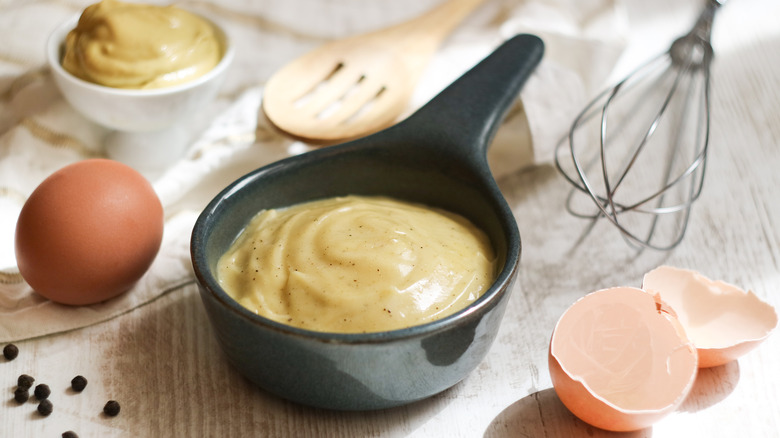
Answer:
[217,196,497,333]
[62,0,222,89]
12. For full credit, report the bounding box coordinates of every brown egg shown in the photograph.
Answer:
[549,287,698,432]
[15,159,163,305]
[643,266,778,368]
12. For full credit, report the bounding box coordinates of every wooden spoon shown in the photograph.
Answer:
[261,0,486,144]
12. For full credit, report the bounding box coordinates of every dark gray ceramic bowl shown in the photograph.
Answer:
[191,34,544,410]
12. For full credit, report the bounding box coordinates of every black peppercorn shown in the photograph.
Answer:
[14,387,29,404]
[71,375,88,392]
[103,400,120,417]
[17,374,35,390]
[37,399,53,416]
[34,383,51,401]
[62,431,79,438]
[3,343,18,360]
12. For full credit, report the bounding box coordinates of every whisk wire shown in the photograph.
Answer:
[561,52,673,211]
[555,0,722,250]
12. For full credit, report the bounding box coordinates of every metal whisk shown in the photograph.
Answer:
[554,0,724,251]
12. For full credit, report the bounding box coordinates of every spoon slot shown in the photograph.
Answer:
[297,63,368,119]
[293,62,345,109]
[343,86,387,125]
[316,74,369,121]
[325,76,389,124]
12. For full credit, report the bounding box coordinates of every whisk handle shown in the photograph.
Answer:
[691,0,725,40]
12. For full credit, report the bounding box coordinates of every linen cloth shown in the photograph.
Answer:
[0,0,627,342]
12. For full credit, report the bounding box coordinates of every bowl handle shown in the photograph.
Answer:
[398,34,544,162]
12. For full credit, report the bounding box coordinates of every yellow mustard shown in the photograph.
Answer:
[217,196,497,333]
[62,0,222,89]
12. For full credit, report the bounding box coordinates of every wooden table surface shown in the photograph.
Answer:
[3,0,779,436]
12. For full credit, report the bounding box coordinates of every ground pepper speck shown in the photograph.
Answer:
[3,344,18,360]
[103,400,120,416]
[34,383,51,400]
[17,374,34,390]
[37,399,53,416]
[71,375,88,392]
[14,387,29,404]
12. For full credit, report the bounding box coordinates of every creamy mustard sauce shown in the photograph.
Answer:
[217,196,497,333]
[62,0,222,89]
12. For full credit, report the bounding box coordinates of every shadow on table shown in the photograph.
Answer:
[483,362,741,438]
[483,388,651,438]
[104,236,741,437]
[105,284,454,437]
[679,361,740,412]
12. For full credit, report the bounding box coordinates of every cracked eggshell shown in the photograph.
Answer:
[549,286,698,432]
[643,266,778,368]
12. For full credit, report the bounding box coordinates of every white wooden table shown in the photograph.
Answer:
[2,0,779,436]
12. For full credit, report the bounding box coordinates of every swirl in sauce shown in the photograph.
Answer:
[217,196,497,333]
[62,0,222,89]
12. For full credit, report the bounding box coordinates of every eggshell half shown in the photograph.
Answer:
[643,266,778,368]
[549,287,698,432]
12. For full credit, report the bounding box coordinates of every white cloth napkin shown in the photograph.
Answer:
[0,0,627,342]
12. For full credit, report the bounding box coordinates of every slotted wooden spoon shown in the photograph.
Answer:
[261,0,486,144]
